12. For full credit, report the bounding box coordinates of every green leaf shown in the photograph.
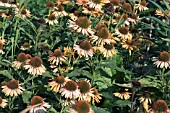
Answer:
[141,16,170,29]
[113,100,131,107]
[100,64,132,74]
[139,77,158,87]
[101,92,114,99]
[48,107,59,113]
[92,106,110,113]
[0,60,11,67]
[101,67,113,77]
[68,69,93,79]
[163,0,170,11]
[0,21,3,28]
[42,71,53,78]
[95,76,112,90]
[0,70,13,79]
[22,91,32,104]
[161,38,170,42]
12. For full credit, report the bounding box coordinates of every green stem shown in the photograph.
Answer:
[161,68,165,97]
[115,13,124,29]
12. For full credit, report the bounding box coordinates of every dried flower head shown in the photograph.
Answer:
[122,3,132,12]
[46,1,55,8]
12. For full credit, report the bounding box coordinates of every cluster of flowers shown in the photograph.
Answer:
[2,48,101,112]
[0,0,170,70]
[0,0,170,113]
[112,81,170,113]
[0,77,102,112]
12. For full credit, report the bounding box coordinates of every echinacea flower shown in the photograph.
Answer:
[68,16,94,36]
[128,13,140,24]
[112,14,130,26]
[48,49,67,66]
[45,1,55,8]
[153,51,170,69]
[121,35,139,55]
[115,26,131,40]
[110,0,120,9]
[67,100,94,113]
[104,3,114,15]
[20,42,31,50]
[52,4,68,17]
[122,3,132,13]
[165,9,170,17]
[87,0,110,10]
[21,96,51,113]
[149,99,169,113]
[0,0,11,7]
[60,80,80,99]
[45,14,58,25]
[113,88,131,100]
[76,0,89,6]
[1,80,25,96]
[1,11,12,18]
[60,98,76,106]
[0,97,8,108]
[82,7,103,17]
[26,54,32,59]
[99,43,116,57]
[48,75,70,93]
[77,80,94,102]
[73,40,94,58]
[15,7,31,18]
[50,64,68,73]
[57,0,71,5]
[90,27,119,45]
[12,52,27,69]
[64,46,74,57]
[139,91,152,104]
[24,56,46,76]
[134,0,148,12]
[155,9,164,17]
[91,88,102,104]
[0,37,6,54]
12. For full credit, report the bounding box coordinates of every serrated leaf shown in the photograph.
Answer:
[22,91,32,104]
[0,70,13,79]
[92,106,110,113]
